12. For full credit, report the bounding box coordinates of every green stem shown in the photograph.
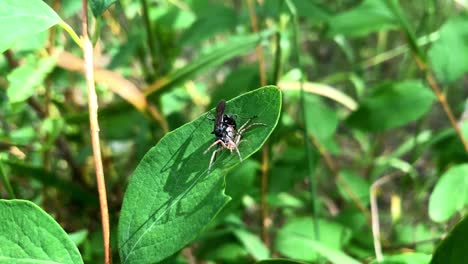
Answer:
[0,160,16,198]
[285,0,320,241]
[140,0,160,77]
[58,22,83,48]
[92,16,102,46]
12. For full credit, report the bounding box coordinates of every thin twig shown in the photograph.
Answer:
[370,172,400,262]
[260,145,270,246]
[81,1,111,263]
[247,0,267,86]
[140,0,159,78]
[413,55,468,153]
[246,0,270,246]
[286,0,320,240]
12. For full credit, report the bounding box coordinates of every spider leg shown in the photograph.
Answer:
[208,147,222,172]
[237,122,267,135]
[204,139,226,154]
[234,145,243,162]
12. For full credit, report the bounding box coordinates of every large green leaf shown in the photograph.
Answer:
[429,164,468,223]
[431,217,468,264]
[326,0,400,37]
[119,87,282,264]
[0,0,62,53]
[275,217,355,263]
[0,199,83,264]
[429,15,468,84]
[89,0,117,17]
[346,80,434,132]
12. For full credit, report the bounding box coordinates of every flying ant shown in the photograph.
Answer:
[204,99,265,171]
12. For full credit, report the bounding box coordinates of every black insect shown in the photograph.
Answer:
[205,99,265,171]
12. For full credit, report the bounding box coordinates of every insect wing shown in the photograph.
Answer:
[214,99,226,132]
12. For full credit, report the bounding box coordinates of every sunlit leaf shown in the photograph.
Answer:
[429,164,468,222]
[346,80,434,132]
[429,15,468,84]
[0,0,62,53]
[275,217,355,263]
[119,87,282,263]
[326,0,400,37]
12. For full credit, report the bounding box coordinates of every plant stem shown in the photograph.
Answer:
[0,160,15,198]
[414,56,468,153]
[81,1,111,263]
[140,0,159,78]
[370,172,400,262]
[246,0,270,245]
[286,0,320,241]
[247,0,266,86]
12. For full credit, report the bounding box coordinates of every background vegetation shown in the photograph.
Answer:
[1,0,468,263]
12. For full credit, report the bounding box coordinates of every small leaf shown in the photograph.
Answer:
[257,259,308,264]
[275,217,354,263]
[7,54,58,103]
[305,94,339,145]
[118,87,282,264]
[429,164,468,222]
[180,3,237,45]
[337,170,370,206]
[0,199,83,264]
[371,253,431,264]
[346,80,434,132]
[0,0,62,53]
[234,229,270,261]
[431,217,468,264]
[89,0,117,17]
[326,0,400,37]
[429,15,468,84]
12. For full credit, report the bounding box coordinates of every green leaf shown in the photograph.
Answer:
[234,229,270,261]
[305,94,339,145]
[257,259,308,264]
[371,253,431,264]
[326,0,400,37]
[429,164,468,222]
[275,217,354,263]
[431,217,468,264]
[429,15,468,84]
[337,170,370,206]
[180,3,237,45]
[0,199,83,264]
[68,230,89,247]
[346,80,434,132]
[89,0,117,17]
[7,54,58,103]
[0,0,62,53]
[146,32,270,98]
[119,87,282,264]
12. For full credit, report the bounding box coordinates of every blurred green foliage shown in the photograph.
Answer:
[1,0,468,263]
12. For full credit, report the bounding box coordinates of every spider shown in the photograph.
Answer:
[204,99,265,171]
